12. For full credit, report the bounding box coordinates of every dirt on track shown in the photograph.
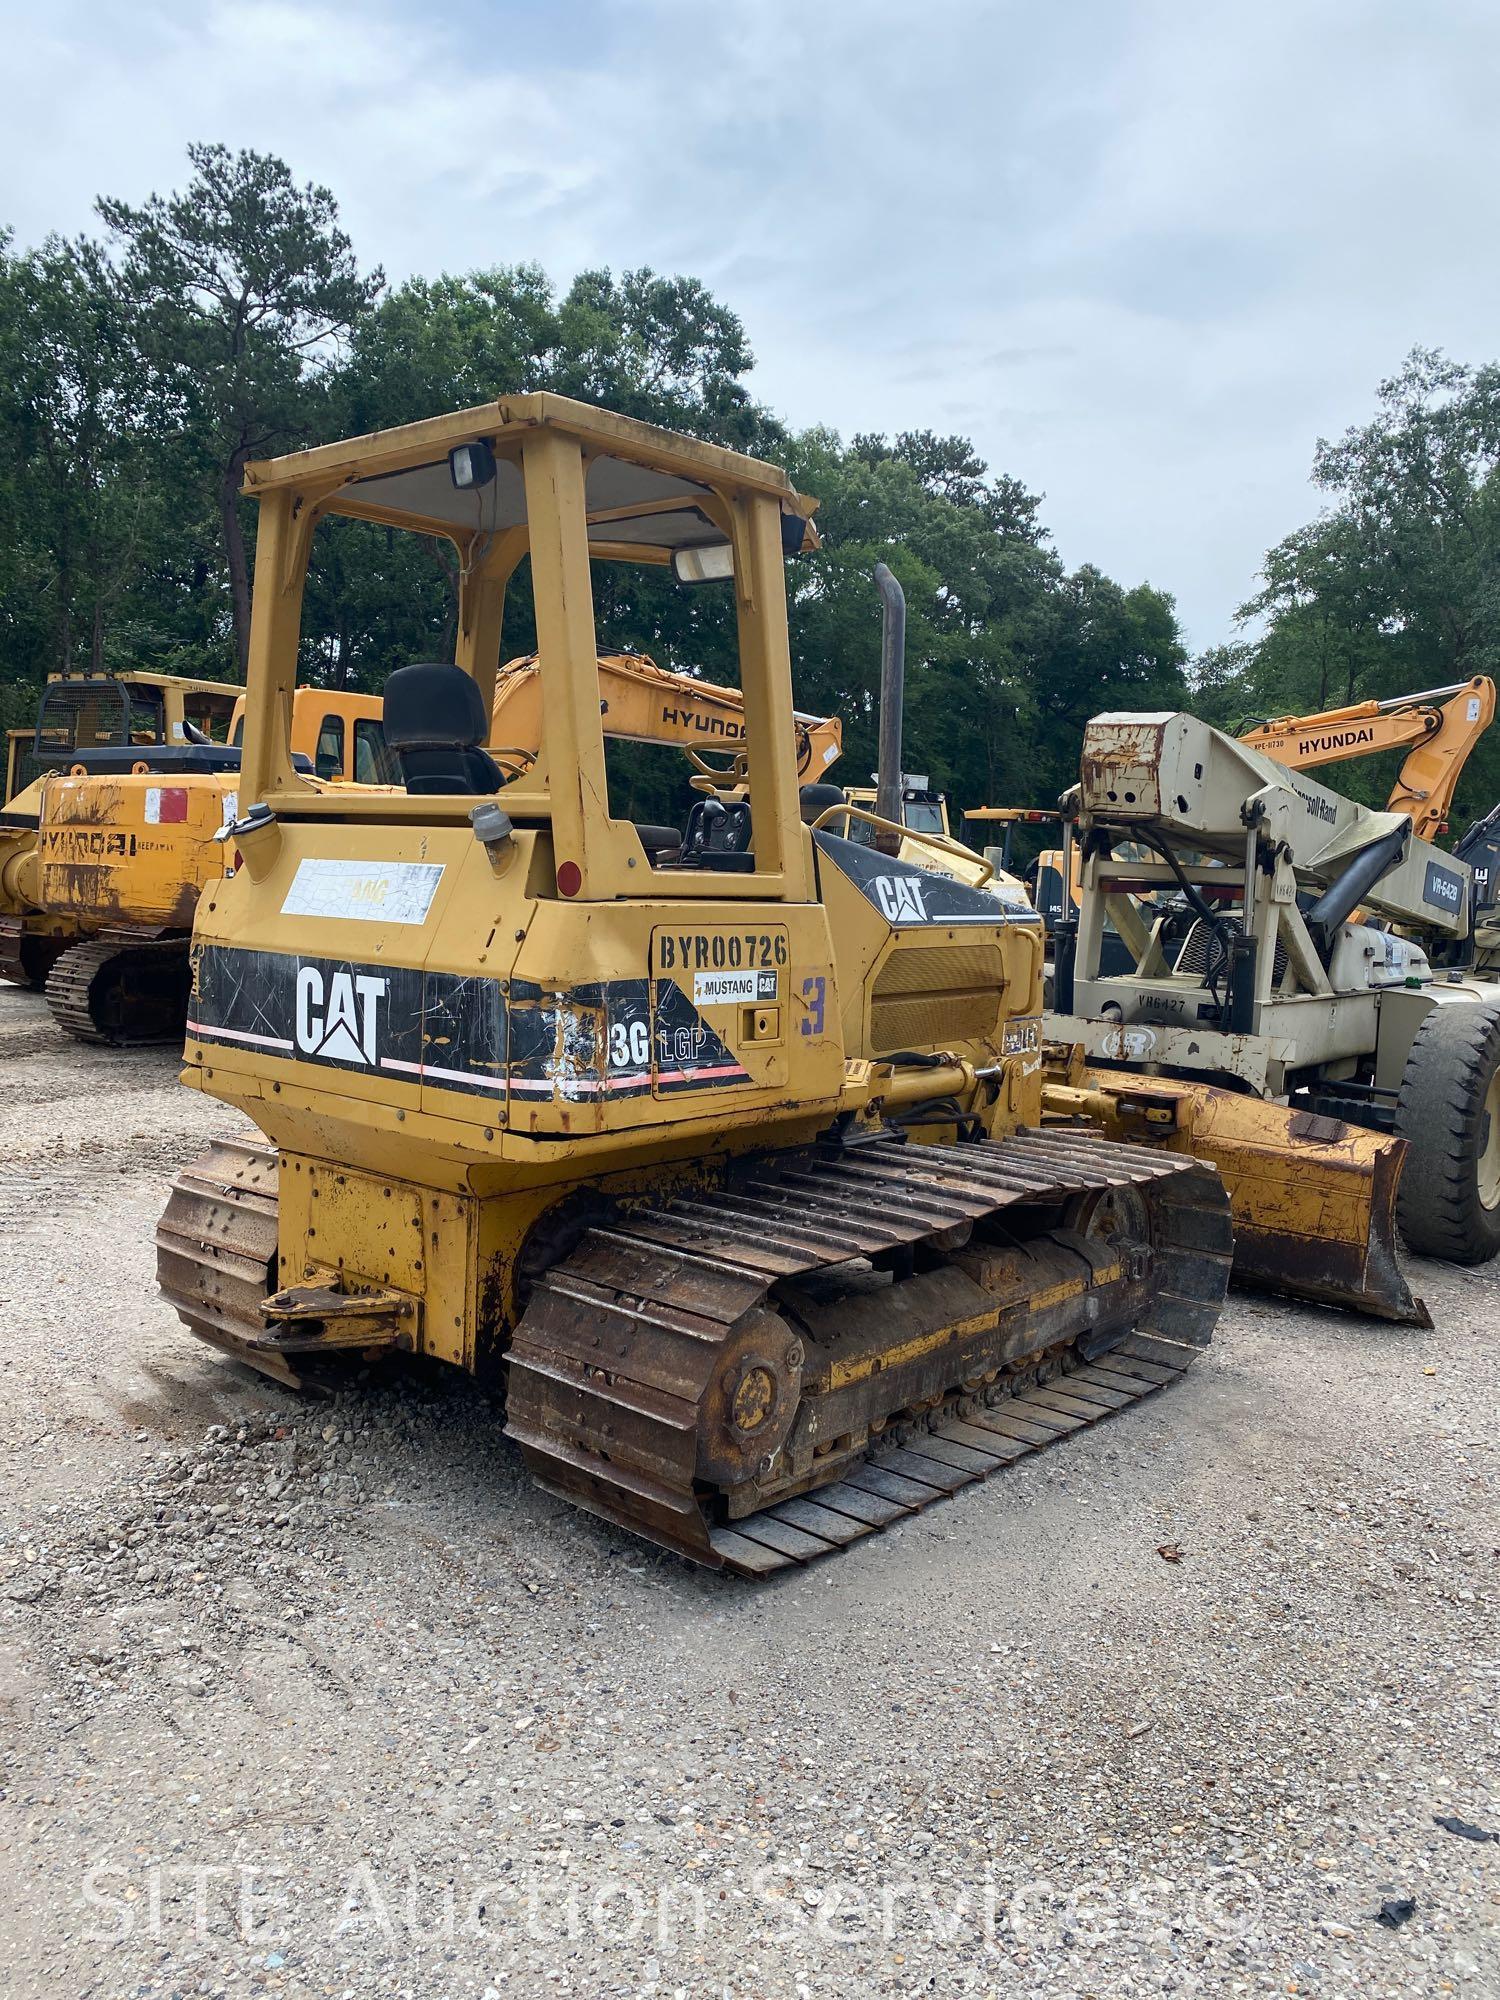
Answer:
[0,979,1495,1999]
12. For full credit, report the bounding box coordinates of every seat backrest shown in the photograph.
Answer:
[799,781,845,824]
[382,663,504,796]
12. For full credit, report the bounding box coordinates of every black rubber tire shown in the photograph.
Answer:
[1393,1002,1500,1263]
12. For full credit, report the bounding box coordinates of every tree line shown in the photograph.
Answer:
[5,145,1500,835]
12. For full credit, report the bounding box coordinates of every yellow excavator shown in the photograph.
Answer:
[1,669,243,989]
[155,393,1233,1574]
[1,684,384,1039]
[487,649,843,788]
[3,669,243,808]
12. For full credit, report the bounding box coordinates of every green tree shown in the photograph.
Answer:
[781,428,1059,814]
[312,263,782,713]
[1233,349,1500,825]
[0,231,163,683]
[1313,347,1500,672]
[1026,567,1190,805]
[98,143,384,670]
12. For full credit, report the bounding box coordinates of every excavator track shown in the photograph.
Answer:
[0,915,65,990]
[44,933,191,1045]
[156,1128,1231,1572]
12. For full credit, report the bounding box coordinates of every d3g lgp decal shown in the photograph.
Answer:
[187,946,749,1101]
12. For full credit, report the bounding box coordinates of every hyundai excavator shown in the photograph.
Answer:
[1045,710,1500,1325]
[3,669,243,808]
[1240,678,1500,980]
[1238,677,1495,840]
[487,649,843,788]
[0,684,385,1038]
[154,393,1232,1575]
[1,669,244,990]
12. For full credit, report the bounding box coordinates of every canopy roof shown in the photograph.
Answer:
[242,391,814,561]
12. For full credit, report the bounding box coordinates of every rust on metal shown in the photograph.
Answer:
[1068,1066,1429,1327]
[504,1128,1230,1572]
[157,1127,1233,1574]
[1079,716,1168,807]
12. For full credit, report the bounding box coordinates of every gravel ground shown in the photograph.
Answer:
[0,976,1495,1999]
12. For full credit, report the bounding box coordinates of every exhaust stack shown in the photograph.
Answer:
[874,563,906,829]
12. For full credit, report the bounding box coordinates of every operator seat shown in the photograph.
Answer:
[798,782,845,824]
[382,663,504,795]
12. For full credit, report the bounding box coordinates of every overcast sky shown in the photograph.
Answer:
[4,0,1498,648]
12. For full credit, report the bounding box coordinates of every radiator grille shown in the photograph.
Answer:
[869,941,1008,1054]
[1171,918,1287,984]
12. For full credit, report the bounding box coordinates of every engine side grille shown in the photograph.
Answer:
[869,941,1008,1054]
[1171,918,1287,983]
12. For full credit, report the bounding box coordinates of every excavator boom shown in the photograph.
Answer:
[489,651,842,784]
[1239,676,1495,840]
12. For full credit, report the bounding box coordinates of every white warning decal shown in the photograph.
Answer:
[280,858,444,925]
[693,970,759,1007]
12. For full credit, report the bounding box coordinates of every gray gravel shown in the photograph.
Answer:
[0,977,1496,1997]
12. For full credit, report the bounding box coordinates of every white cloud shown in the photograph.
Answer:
[3,0,1498,644]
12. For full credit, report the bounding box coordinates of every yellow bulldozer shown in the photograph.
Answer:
[155,393,1233,1574]
[2,650,837,1048]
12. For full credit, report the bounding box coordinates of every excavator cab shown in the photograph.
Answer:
[4,671,241,803]
[157,394,1230,1573]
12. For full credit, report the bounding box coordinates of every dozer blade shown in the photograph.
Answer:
[1067,1069,1430,1328]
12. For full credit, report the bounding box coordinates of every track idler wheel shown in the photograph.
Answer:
[699,1308,804,1490]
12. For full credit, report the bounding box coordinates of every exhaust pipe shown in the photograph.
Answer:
[1305,819,1412,956]
[874,563,905,830]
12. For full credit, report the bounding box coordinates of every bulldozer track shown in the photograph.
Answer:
[45,934,191,1045]
[506,1130,1229,1572]
[694,1337,1196,1573]
[157,1127,1229,1573]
